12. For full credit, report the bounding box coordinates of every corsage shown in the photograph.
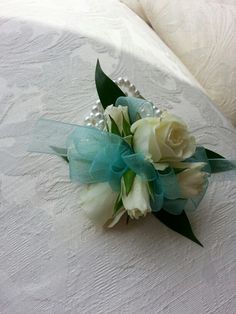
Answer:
[30,61,236,246]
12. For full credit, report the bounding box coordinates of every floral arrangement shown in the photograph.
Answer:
[30,60,235,246]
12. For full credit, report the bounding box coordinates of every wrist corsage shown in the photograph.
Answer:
[30,60,235,246]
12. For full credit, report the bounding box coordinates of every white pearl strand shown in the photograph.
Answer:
[116,77,141,98]
[84,77,162,129]
[84,99,105,129]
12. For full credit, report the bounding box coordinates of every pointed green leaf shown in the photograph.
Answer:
[147,181,155,201]
[123,135,133,146]
[204,148,225,159]
[109,115,121,136]
[113,194,123,214]
[203,148,235,173]
[122,113,132,136]
[123,169,136,195]
[152,209,203,247]
[95,59,126,109]
[50,146,69,163]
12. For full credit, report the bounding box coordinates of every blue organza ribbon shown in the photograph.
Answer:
[29,118,235,215]
[29,119,156,192]
[115,96,155,123]
[29,96,236,215]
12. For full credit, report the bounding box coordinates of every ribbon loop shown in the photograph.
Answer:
[115,96,155,123]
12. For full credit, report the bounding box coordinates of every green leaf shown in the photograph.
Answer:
[123,135,133,146]
[152,209,203,247]
[123,169,136,195]
[204,148,234,173]
[95,59,126,109]
[122,113,132,136]
[109,115,121,136]
[204,148,225,159]
[113,194,123,214]
[147,181,155,201]
[50,146,69,163]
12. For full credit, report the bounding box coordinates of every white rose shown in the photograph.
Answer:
[131,112,196,163]
[122,175,151,219]
[80,182,118,226]
[104,105,130,133]
[177,164,208,198]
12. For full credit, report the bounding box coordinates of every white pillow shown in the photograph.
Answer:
[121,0,236,126]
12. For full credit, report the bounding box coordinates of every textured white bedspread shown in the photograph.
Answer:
[0,1,236,313]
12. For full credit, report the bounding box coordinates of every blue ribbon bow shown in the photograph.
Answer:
[29,97,235,215]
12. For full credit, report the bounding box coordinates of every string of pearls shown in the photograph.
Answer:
[84,77,162,130]
[116,77,141,98]
[84,99,105,129]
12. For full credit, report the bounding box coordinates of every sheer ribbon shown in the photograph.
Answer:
[29,117,235,215]
[30,96,236,214]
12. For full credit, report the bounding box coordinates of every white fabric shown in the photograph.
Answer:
[121,0,236,126]
[0,0,236,313]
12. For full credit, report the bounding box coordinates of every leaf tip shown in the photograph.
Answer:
[194,238,204,248]
[96,58,100,68]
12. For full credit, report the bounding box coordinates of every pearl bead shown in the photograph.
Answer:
[94,112,103,120]
[129,84,135,92]
[86,122,93,127]
[96,99,101,106]
[124,78,130,87]
[155,109,162,117]
[92,105,98,113]
[117,77,124,85]
[134,89,140,96]
[84,116,90,123]
[90,112,94,119]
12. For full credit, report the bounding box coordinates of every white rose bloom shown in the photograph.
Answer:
[131,112,196,163]
[177,164,208,198]
[80,182,118,226]
[122,175,151,219]
[104,105,130,133]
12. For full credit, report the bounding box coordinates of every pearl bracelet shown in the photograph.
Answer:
[84,77,162,129]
